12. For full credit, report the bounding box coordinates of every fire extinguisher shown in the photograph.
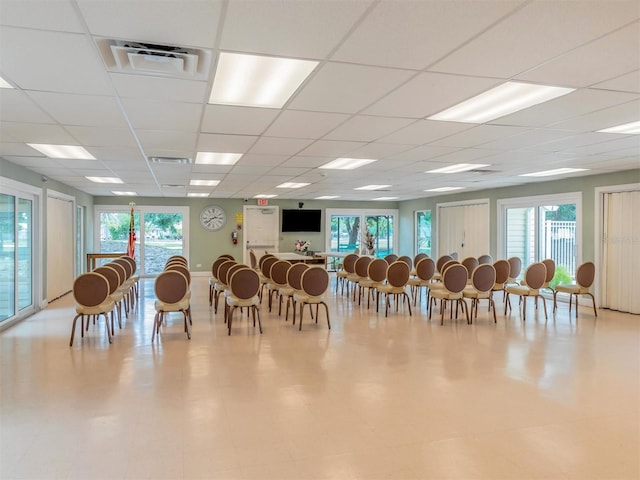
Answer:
[231,231,238,245]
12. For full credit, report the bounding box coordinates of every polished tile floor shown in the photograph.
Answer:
[1,276,639,480]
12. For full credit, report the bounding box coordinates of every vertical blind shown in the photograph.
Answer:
[438,203,489,259]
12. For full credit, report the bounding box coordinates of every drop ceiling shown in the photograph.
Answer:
[0,0,638,200]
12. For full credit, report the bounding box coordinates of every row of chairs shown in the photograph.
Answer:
[152,255,192,341]
[69,255,139,346]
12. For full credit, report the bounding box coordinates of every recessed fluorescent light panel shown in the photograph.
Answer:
[428,82,575,124]
[254,194,277,198]
[0,76,13,88]
[319,158,377,170]
[195,152,243,165]
[425,187,464,192]
[597,121,640,134]
[373,197,398,200]
[190,180,220,186]
[276,182,310,189]
[27,143,96,159]
[112,191,137,196]
[520,168,588,177]
[188,192,210,197]
[315,195,340,200]
[426,163,490,174]
[86,176,123,184]
[209,52,318,108]
[355,185,391,191]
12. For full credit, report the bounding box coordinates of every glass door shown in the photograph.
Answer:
[0,192,34,323]
[415,210,432,256]
[365,214,394,257]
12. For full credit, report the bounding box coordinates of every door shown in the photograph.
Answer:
[437,201,489,259]
[243,206,279,265]
[47,193,74,301]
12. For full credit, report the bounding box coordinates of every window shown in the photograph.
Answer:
[498,193,580,282]
[326,208,398,260]
[95,206,188,275]
[415,210,432,256]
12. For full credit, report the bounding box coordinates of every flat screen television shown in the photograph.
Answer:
[281,209,322,232]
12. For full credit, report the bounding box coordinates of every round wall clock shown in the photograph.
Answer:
[199,205,227,231]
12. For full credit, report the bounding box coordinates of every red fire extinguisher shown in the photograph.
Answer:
[231,231,238,245]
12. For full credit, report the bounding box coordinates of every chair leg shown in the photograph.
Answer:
[587,293,597,317]
[69,313,82,346]
[299,302,305,331]
[255,306,263,333]
[322,302,331,330]
[227,306,234,335]
[540,296,548,320]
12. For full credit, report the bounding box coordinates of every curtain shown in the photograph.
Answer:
[438,203,489,259]
[603,190,640,314]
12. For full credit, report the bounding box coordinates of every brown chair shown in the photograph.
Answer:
[226,268,262,335]
[463,264,497,323]
[249,249,258,269]
[429,264,469,325]
[412,253,429,273]
[407,257,435,307]
[93,265,124,332]
[384,254,398,264]
[506,256,522,284]
[209,256,231,306]
[267,260,291,313]
[553,261,597,317]
[350,256,372,303]
[432,254,454,282]
[477,254,493,265]
[259,256,278,301]
[120,255,140,301]
[213,260,237,313]
[112,257,136,310]
[491,259,510,301]
[337,254,358,295]
[167,254,188,264]
[505,262,548,321]
[106,261,132,317]
[461,257,479,283]
[376,261,412,317]
[280,263,309,323]
[358,258,388,310]
[69,272,115,346]
[152,270,191,341]
[294,267,331,331]
[397,255,412,270]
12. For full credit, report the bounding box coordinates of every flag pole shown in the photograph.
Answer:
[127,201,136,259]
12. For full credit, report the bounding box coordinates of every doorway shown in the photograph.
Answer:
[243,205,280,265]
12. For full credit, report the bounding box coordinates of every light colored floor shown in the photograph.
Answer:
[1,276,639,480]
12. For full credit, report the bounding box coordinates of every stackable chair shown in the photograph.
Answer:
[93,265,124,332]
[490,259,510,303]
[350,256,372,303]
[432,254,454,282]
[266,260,291,313]
[429,264,469,325]
[477,254,493,265]
[384,254,398,264]
[294,267,331,331]
[461,257,479,284]
[209,256,231,306]
[69,272,115,346]
[280,263,309,323]
[376,260,412,317]
[411,253,429,277]
[337,254,358,295]
[213,260,237,313]
[505,262,548,321]
[358,258,388,310]
[408,257,435,307]
[463,264,497,323]
[152,270,191,341]
[226,268,262,335]
[553,261,597,317]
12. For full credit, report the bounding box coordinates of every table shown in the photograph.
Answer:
[272,252,326,266]
[86,253,126,271]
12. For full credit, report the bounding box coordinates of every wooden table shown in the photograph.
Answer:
[86,253,126,271]
[272,252,326,266]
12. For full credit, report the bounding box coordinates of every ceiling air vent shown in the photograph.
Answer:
[150,156,192,165]
[96,39,212,80]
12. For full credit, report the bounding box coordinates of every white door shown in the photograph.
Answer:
[243,206,279,265]
[437,201,489,259]
[47,193,74,301]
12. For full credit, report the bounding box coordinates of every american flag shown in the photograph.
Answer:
[126,205,136,259]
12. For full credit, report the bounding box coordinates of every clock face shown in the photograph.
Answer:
[200,205,227,231]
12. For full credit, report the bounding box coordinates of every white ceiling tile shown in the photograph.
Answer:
[279,156,331,168]
[364,73,501,119]
[191,165,233,175]
[110,74,209,103]
[430,125,527,148]
[65,127,139,148]
[427,148,500,163]
[77,0,222,48]
[431,0,640,78]
[27,92,128,128]
[346,143,415,159]
[0,90,54,124]
[549,99,640,131]
[522,132,622,153]
[264,111,350,139]
[333,0,522,69]
[120,99,202,131]
[386,146,460,162]
[288,63,414,114]
[0,28,112,94]
[323,115,413,142]
[248,137,313,156]
[477,129,577,150]
[1,155,61,169]
[593,70,640,93]
[0,0,85,32]
[197,133,257,152]
[297,140,367,157]
[379,119,474,145]
[516,23,640,88]
[137,130,197,152]
[221,0,372,58]
[235,154,289,167]
[0,122,78,144]
[228,165,272,176]
[0,142,44,157]
[201,105,280,135]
